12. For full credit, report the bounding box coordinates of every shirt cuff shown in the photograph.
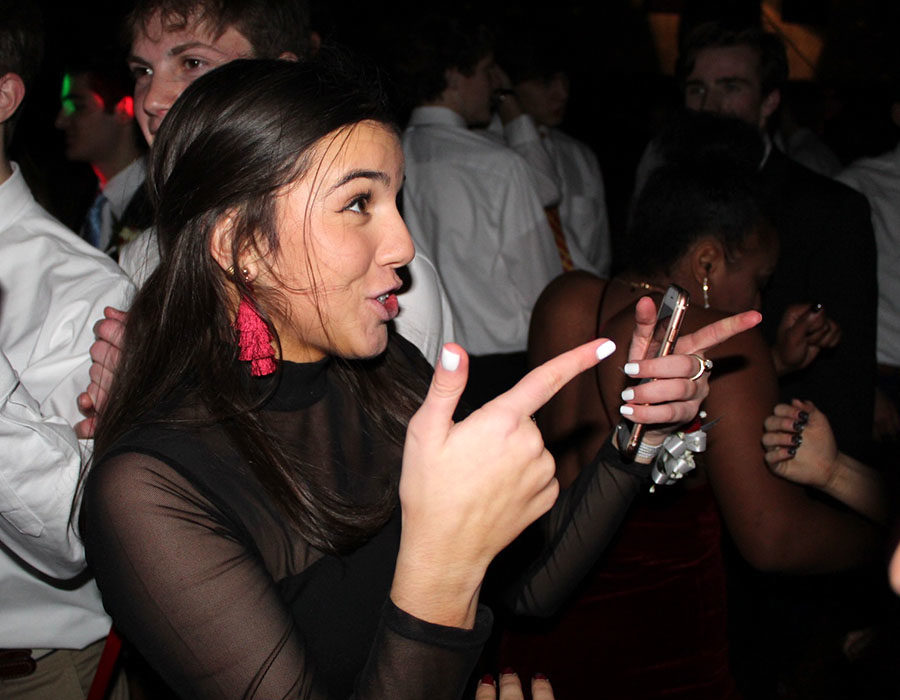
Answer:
[383,599,493,651]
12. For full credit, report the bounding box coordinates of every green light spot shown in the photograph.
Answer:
[60,73,76,116]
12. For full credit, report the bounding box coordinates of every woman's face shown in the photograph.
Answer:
[259,120,414,363]
[711,228,778,313]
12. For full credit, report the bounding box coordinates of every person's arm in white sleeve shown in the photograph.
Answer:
[0,350,88,581]
[498,159,564,318]
[500,113,561,208]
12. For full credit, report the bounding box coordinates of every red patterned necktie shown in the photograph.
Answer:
[545,205,573,271]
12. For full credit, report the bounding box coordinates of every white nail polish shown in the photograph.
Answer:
[596,339,616,361]
[619,405,634,416]
[441,347,460,372]
[621,388,634,401]
[624,362,639,375]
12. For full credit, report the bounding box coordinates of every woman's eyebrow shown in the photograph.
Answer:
[329,169,390,193]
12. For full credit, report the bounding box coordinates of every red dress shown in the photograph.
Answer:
[499,479,739,699]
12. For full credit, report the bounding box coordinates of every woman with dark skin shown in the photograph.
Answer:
[501,161,882,699]
[77,59,755,700]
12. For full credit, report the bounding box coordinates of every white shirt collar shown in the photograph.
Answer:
[0,163,34,233]
[407,105,467,129]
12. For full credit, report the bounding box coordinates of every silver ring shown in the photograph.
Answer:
[688,354,713,381]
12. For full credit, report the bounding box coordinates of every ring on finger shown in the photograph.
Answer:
[688,353,713,381]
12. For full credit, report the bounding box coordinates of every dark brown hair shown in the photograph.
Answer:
[126,0,312,59]
[90,57,428,553]
[677,21,788,99]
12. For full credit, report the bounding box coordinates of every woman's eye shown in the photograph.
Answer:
[345,194,370,214]
[183,58,205,71]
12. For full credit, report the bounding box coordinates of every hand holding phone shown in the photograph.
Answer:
[619,284,690,459]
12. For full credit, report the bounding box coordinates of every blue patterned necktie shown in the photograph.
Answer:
[84,191,108,249]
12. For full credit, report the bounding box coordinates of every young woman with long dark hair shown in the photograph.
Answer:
[79,58,756,699]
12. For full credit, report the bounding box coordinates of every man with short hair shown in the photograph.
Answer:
[492,26,612,277]
[671,24,878,698]
[638,22,876,455]
[0,5,133,697]
[55,51,152,256]
[117,0,309,282]
[396,15,562,405]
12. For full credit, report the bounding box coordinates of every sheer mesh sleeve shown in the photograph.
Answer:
[82,451,490,700]
[499,438,642,617]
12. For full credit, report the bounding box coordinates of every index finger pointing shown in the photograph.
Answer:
[675,310,761,355]
[492,339,616,418]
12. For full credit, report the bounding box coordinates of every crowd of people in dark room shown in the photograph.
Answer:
[1,1,899,699]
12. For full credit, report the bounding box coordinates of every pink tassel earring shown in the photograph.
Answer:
[235,297,276,376]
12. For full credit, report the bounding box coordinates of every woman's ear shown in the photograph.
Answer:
[209,211,245,279]
[690,237,726,288]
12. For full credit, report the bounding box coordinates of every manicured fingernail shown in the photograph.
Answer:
[480,674,495,686]
[798,411,809,421]
[621,388,635,401]
[596,339,616,361]
[534,672,549,681]
[793,420,806,431]
[624,362,639,375]
[791,433,802,446]
[441,347,460,372]
[620,405,634,416]
[501,667,517,676]
[788,446,797,456]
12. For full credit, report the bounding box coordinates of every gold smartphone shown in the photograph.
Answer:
[621,284,690,459]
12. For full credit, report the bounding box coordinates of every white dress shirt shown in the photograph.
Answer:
[836,143,900,367]
[487,115,611,277]
[0,163,134,647]
[119,227,455,366]
[403,106,563,355]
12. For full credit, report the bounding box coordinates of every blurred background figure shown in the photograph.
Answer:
[55,48,150,258]
[836,76,900,445]
[0,5,133,698]
[392,13,561,407]
[774,80,843,177]
[491,18,612,278]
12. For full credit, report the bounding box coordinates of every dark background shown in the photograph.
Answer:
[17,0,900,240]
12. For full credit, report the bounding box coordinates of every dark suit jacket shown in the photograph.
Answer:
[757,148,877,457]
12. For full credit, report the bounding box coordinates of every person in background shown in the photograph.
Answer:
[0,4,133,697]
[500,150,879,699]
[836,80,900,442]
[55,49,152,258]
[676,22,877,458]
[393,13,562,407]
[491,20,612,277]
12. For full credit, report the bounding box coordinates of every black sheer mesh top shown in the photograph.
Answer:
[82,335,642,699]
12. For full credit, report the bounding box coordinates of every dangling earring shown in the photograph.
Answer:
[235,295,276,376]
[702,276,710,309]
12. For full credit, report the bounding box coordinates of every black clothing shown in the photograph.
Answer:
[82,335,641,699]
[757,149,877,458]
